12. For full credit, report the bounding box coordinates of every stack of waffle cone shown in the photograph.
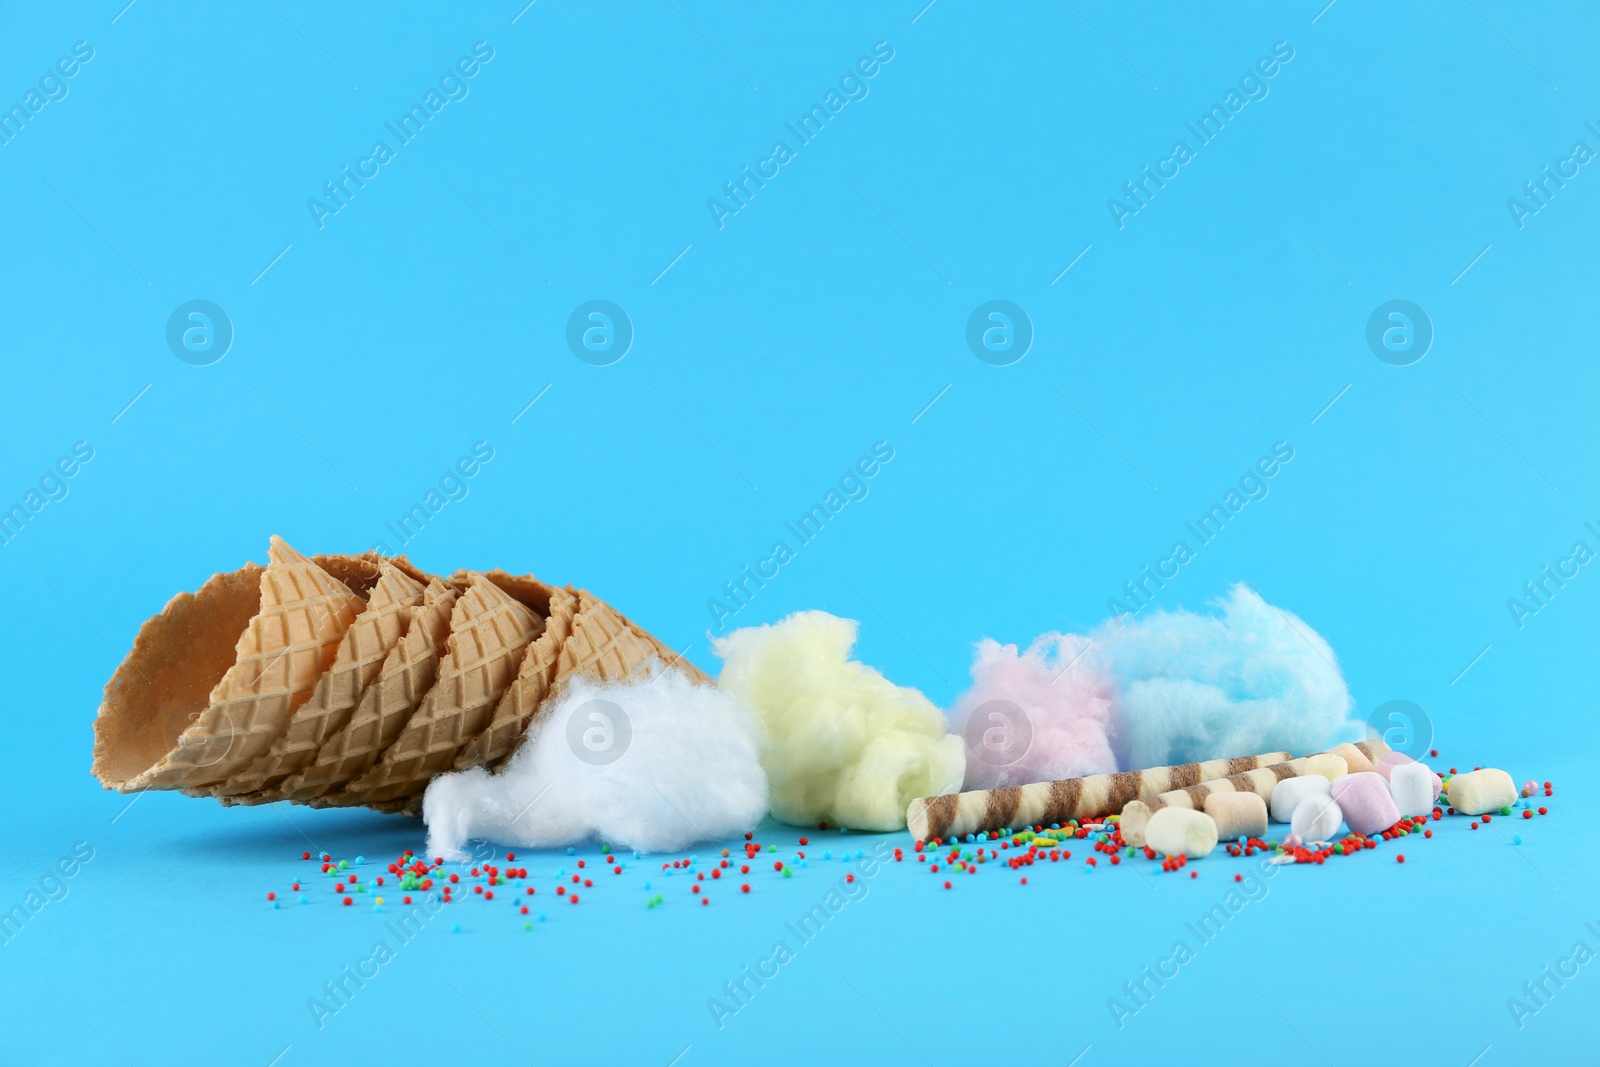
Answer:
[200,560,428,801]
[92,538,709,813]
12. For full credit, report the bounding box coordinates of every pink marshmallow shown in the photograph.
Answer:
[1374,751,1411,780]
[1330,771,1400,836]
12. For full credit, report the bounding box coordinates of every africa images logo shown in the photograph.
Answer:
[705,41,895,230]
[1106,41,1295,229]
[0,41,94,148]
[307,43,495,229]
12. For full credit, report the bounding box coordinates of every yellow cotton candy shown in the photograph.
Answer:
[714,610,964,831]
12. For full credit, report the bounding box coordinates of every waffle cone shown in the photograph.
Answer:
[413,588,707,812]
[116,537,366,792]
[452,582,579,772]
[92,562,266,790]
[93,543,711,813]
[339,573,542,805]
[555,589,711,689]
[276,576,460,804]
[206,561,428,799]
[313,551,433,598]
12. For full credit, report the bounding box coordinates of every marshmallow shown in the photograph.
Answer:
[1447,768,1516,816]
[1373,752,1441,802]
[1270,774,1331,823]
[1330,742,1376,775]
[1374,751,1404,779]
[1144,807,1219,859]
[1291,794,1342,842]
[1114,741,1387,847]
[1388,762,1439,816]
[907,749,1292,842]
[1204,791,1268,841]
[1301,752,1349,781]
[1330,771,1400,835]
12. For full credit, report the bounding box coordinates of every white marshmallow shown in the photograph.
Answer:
[1290,794,1342,842]
[1144,807,1219,859]
[1388,762,1438,817]
[1270,774,1331,823]
[1376,755,1442,801]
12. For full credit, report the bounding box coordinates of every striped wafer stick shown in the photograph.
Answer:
[1118,738,1392,847]
[904,751,1292,843]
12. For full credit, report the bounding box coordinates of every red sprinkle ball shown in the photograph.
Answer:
[278,789,1557,935]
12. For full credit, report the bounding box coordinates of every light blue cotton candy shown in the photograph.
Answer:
[1096,584,1358,770]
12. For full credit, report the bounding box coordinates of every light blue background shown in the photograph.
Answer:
[3,2,1597,1063]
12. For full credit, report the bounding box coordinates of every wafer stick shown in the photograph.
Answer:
[904,751,1292,843]
[1118,739,1392,847]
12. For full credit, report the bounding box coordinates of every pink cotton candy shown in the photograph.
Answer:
[948,634,1118,790]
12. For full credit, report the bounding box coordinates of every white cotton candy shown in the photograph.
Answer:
[1097,584,1358,770]
[423,670,769,859]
